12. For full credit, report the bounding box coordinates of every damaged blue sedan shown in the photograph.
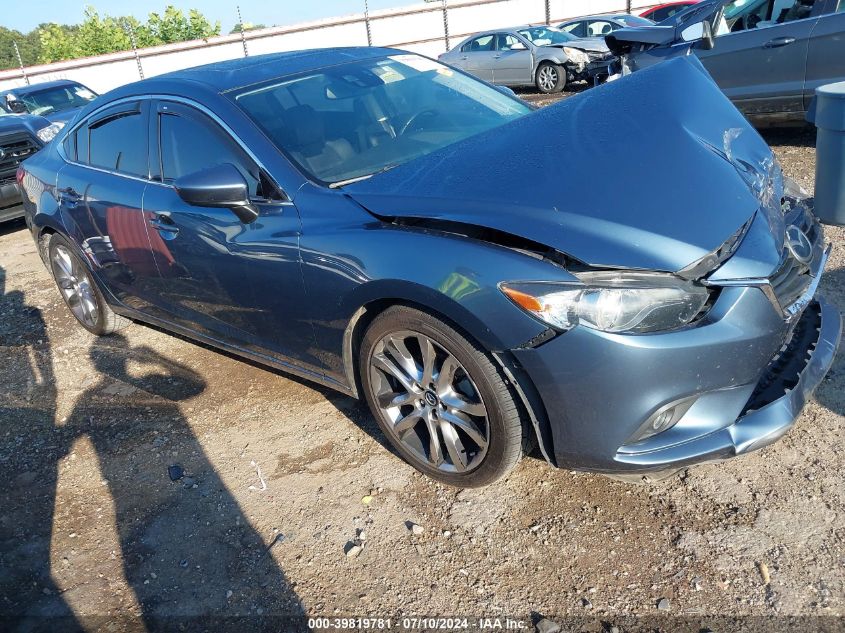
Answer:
[19,48,841,486]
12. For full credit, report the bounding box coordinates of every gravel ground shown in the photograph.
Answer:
[0,87,843,633]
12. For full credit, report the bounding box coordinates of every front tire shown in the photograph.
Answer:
[535,61,565,94]
[359,306,526,487]
[47,234,129,336]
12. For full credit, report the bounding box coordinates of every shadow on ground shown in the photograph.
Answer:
[0,264,309,631]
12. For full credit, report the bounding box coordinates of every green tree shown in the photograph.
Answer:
[34,5,222,65]
[146,6,220,43]
[230,22,267,34]
[0,27,42,70]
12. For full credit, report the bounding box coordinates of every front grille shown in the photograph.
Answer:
[770,251,811,309]
[0,133,39,178]
[767,198,822,312]
[587,51,612,62]
[740,300,821,415]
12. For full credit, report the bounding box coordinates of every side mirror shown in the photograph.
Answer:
[174,163,259,224]
[8,100,28,114]
[509,41,528,51]
[681,20,714,50]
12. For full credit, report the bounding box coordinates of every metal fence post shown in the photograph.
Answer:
[545,0,551,25]
[364,0,373,46]
[12,41,30,85]
[237,6,249,57]
[125,26,145,80]
[442,0,450,51]
[626,0,632,13]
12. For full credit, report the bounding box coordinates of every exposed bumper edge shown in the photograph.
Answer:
[614,296,842,469]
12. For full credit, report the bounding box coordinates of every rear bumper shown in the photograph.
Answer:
[0,179,24,223]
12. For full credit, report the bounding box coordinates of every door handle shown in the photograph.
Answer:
[494,54,502,58]
[58,187,80,206]
[764,37,796,48]
[149,214,179,238]
[460,55,468,60]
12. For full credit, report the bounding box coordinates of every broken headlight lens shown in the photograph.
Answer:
[36,121,65,144]
[501,272,710,334]
[562,47,590,65]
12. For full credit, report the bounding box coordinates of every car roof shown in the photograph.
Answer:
[151,47,400,94]
[1,79,85,96]
[560,14,629,23]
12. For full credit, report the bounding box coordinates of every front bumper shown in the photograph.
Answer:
[512,254,841,474]
[567,58,615,82]
[0,179,24,223]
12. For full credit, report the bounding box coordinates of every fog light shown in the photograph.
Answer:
[632,395,699,443]
[651,408,675,433]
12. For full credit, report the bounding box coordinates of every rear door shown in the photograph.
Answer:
[697,1,822,115]
[140,100,318,370]
[493,33,534,85]
[804,0,845,109]
[57,100,160,310]
[461,34,497,82]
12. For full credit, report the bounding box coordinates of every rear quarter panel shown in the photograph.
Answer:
[805,9,845,109]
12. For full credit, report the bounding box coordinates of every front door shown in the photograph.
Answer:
[462,34,497,82]
[493,34,534,85]
[141,100,318,372]
[57,101,160,311]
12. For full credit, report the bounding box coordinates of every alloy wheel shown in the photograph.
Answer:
[369,330,490,473]
[52,244,99,329]
[538,66,558,92]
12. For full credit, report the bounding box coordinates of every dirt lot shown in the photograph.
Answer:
[1,91,844,633]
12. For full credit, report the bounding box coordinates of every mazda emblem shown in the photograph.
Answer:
[785,225,813,264]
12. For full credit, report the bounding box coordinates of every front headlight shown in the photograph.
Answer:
[562,47,589,65]
[501,272,710,334]
[36,121,65,144]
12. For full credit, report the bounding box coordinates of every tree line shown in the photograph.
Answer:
[0,5,265,71]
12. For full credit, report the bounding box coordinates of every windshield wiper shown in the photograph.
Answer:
[329,164,399,189]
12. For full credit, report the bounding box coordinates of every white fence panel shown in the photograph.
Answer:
[0,0,658,93]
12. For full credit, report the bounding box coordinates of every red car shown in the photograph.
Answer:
[640,1,699,22]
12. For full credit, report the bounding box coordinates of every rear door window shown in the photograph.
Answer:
[561,21,587,37]
[86,103,148,178]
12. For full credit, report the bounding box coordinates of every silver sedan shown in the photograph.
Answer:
[438,25,615,93]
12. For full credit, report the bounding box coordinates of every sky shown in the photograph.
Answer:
[2,0,417,34]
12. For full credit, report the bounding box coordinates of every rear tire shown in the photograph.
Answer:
[47,233,129,336]
[536,61,565,93]
[359,305,526,487]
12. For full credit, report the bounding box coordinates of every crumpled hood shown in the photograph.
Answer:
[345,56,775,273]
[548,37,610,54]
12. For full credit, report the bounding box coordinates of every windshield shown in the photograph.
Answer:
[235,54,532,186]
[12,84,97,116]
[517,26,576,45]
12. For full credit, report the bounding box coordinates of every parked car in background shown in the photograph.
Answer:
[607,0,845,125]
[1,79,98,125]
[558,13,655,37]
[641,1,701,21]
[0,113,48,223]
[440,26,615,93]
[18,49,841,487]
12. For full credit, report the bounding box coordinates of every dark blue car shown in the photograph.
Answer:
[19,48,841,486]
